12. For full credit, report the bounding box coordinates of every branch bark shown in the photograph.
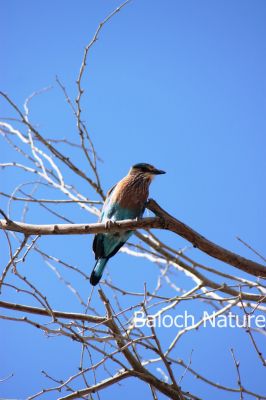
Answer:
[57,370,131,400]
[146,199,266,279]
[0,198,265,278]
[98,289,185,400]
[0,300,105,324]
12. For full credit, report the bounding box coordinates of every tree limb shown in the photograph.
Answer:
[0,300,105,324]
[0,199,265,278]
[57,370,131,400]
[146,199,266,279]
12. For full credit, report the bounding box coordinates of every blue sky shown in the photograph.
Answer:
[1,1,266,399]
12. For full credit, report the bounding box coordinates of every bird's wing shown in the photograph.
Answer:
[93,233,105,259]
[93,231,132,259]
[106,183,116,198]
[99,183,117,222]
[93,183,118,258]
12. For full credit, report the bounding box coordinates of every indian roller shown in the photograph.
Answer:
[90,163,165,285]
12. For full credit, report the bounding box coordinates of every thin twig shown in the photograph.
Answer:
[230,348,244,400]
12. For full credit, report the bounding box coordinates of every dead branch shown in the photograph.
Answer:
[0,300,105,324]
[1,198,265,279]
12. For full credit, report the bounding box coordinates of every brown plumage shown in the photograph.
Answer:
[111,172,153,211]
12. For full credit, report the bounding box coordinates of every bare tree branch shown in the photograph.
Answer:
[1,198,265,278]
[0,300,105,324]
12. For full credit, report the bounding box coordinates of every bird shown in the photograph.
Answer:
[90,163,166,286]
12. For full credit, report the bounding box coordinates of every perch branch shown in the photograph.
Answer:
[0,199,265,279]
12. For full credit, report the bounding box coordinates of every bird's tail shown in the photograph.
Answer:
[90,258,108,286]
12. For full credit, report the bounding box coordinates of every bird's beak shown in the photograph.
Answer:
[153,168,166,175]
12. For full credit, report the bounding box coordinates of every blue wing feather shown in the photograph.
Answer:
[93,197,143,260]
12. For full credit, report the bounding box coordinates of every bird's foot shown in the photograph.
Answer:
[105,219,117,231]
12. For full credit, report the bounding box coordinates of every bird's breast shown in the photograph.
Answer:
[112,177,150,211]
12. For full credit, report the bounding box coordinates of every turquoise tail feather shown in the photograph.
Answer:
[90,258,108,286]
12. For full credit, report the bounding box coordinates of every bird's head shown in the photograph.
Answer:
[130,163,166,178]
